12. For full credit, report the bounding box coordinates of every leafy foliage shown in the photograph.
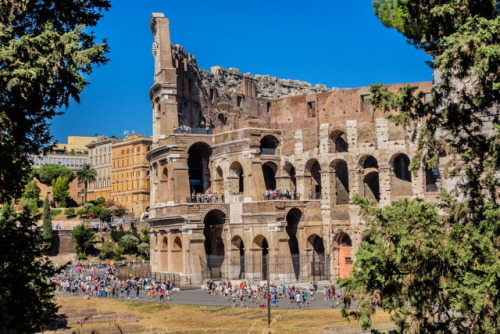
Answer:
[63,207,75,218]
[0,202,57,333]
[118,234,140,254]
[22,180,41,200]
[0,1,110,201]
[341,1,500,333]
[51,176,70,207]
[34,164,75,186]
[71,224,95,255]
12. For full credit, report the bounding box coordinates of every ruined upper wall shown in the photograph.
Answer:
[201,66,332,99]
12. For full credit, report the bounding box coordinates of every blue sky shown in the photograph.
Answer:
[50,0,433,143]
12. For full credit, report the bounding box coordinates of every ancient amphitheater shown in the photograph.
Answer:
[147,13,439,287]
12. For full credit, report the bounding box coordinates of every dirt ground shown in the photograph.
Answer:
[56,296,391,334]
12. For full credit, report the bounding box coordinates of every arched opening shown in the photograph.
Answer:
[158,166,169,202]
[217,113,227,125]
[230,161,244,194]
[188,142,212,193]
[306,159,322,199]
[330,130,348,153]
[338,234,353,278]
[286,208,302,280]
[360,156,379,202]
[331,160,349,204]
[283,163,297,193]
[214,166,224,198]
[260,135,279,155]
[364,171,380,201]
[203,210,226,279]
[160,236,168,272]
[308,234,327,280]
[391,153,412,196]
[262,162,277,190]
[172,236,183,273]
[161,236,168,250]
[231,236,245,279]
[361,156,378,169]
[253,235,269,280]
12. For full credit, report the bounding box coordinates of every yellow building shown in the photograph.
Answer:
[53,136,98,154]
[87,136,123,201]
[111,134,152,217]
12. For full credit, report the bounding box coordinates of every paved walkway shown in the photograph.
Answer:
[59,288,355,310]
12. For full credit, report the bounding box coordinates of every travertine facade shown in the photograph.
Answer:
[147,13,439,287]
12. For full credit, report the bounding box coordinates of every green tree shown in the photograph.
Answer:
[118,234,140,254]
[76,163,97,203]
[341,1,499,333]
[42,196,52,249]
[0,202,57,333]
[33,164,75,186]
[71,224,95,255]
[51,176,70,207]
[98,208,112,222]
[0,1,110,202]
[22,180,41,201]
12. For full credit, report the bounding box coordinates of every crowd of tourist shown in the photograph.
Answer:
[51,264,175,301]
[190,192,224,203]
[204,280,339,308]
[174,125,192,133]
[264,189,298,200]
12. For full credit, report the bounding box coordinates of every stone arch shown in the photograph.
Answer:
[260,135,280,155]
[330,159,349,204]
[329,129,348,153]
[390,153,412,196]
[161,236,168,250]
[217,113,227,125]
[158,165,169,202]
[283,162,297,193]
[231,235,245,279]
[305,159,322,199]
[308,234,327,279]
[203,209,227,279]
[214,166,225,198]
[364,171,380,201]
[425,164,439,192]
[187,142,212,193]
[229,161,244,194]
[286,208,303,280]
[262,161,277,190]
[252,235,269,279]
[171,236,183,273]
[359,155,379,202]
[336,233,353,278]
[159,235,169,272]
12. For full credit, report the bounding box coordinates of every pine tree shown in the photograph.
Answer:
[340,1,499,333]
[42,197,52,250]
[0,202,58,333]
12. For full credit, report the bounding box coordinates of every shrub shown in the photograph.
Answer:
[77,253,87,260]
[110,229,128,242]
[50,209,62,217]
[118,234,140,254]
[96,197,106,205]
[76,208,88,218]
[88,205,102,214]
[64,208,76,218]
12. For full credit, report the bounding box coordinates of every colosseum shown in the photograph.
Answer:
[147,13,438,287]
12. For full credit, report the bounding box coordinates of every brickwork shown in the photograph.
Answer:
[147,13,439,286]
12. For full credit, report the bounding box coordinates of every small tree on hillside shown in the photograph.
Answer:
[22,180,41,202]
[34,164,75,186]
[51,176,70,207]
[76,163,97,203]
[71,224,95,255]
[42,197,52,250]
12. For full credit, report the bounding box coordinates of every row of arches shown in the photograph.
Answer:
[200,208,353,280]
[156,139,437,204]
